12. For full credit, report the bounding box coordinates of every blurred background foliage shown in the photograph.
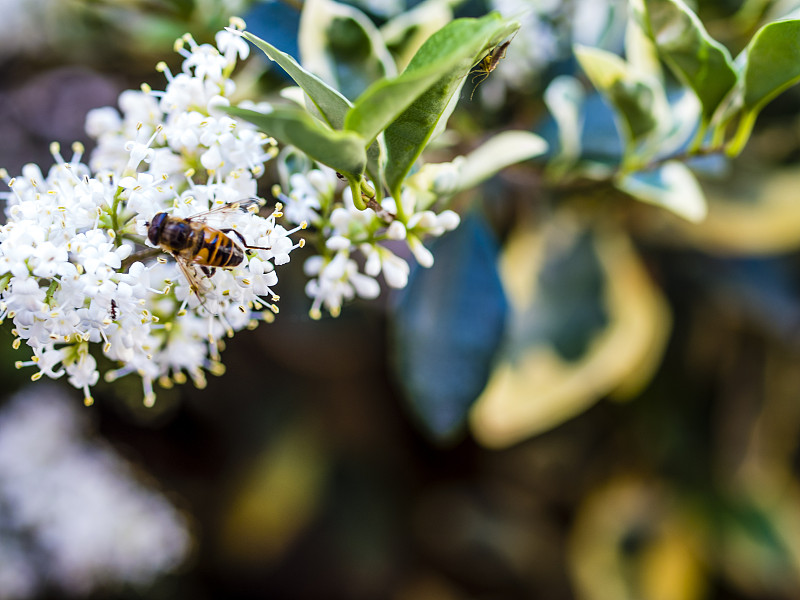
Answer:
[4,0,800,598]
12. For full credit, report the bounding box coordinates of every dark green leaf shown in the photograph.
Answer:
[383,13,517,197]
[242,31,352,129]
[345,62,457,146]
[723,17,800,155]
[741,17,800,115]
[224,105,367,180]
[391,213,507,441]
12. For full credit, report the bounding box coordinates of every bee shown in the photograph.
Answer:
[146,199,268,299]
[470,35,515,100]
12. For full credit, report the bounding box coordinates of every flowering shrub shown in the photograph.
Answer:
[4,0,798,441]
[0,14,539,406]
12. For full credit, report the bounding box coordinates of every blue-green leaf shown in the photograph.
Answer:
[391,213,507,441]
[512,229,608,362]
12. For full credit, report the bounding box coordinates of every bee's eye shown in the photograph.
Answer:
[147,213,169,245]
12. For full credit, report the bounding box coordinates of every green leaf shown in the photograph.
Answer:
[298,0,397,101]
[391,213,507,441]
[452,131,548,192]
[224,105,367,181]
[615,160,707,222]
[383,13,518,197]
[725,17,800,155]
[242,31,352,129]
[574,44,669,163]
[637,0,737,120]
[741,17,800,114]
[345,58,461,147]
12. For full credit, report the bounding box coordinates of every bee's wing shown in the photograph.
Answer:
[173,253,212,301]
[185,198,263,223]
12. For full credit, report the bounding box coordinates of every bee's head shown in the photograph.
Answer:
[146,212,169,246]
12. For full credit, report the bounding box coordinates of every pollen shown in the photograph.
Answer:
[209,361,226,376]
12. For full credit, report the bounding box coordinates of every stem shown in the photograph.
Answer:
[121,247,161,272]
[389,182,408,222]
[631,145,723,174]
[725,110,757,158]
[110,187,125,246]
[688,118,709,154]
[44,279,59,306]
[349,179,366,211]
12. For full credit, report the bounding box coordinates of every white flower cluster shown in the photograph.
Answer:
[0,15,467,403]
[277,160,460,319]
[0,385,190,598]
[0,19,302,406]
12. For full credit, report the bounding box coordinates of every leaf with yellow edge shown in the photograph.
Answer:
[220,423,328,563]
[469,216,671,449]
[569,478,708,600]
[653,167,800,255]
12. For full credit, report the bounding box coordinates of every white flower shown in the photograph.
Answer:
[281,168,337,226]
[216,26,250,62]
[0,385,191,597]
[362,244,411,288]
[304,252,380,318]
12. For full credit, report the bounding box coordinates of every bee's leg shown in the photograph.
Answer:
[200,266,215,278]
[221,228,247,245]
[221,228,270,251]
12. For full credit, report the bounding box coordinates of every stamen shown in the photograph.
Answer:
[143,377,156,407]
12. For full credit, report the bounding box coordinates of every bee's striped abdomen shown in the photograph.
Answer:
[194,228,244,268]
